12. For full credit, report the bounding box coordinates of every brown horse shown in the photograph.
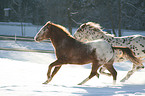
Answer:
[34,21,142,85]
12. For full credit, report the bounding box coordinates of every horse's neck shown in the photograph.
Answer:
[50,30,72,49]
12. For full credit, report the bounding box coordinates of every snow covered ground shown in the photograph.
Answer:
[0,39,145,96]
[0,58,145,96]
[0,24,145,96]
[0,23,77,37]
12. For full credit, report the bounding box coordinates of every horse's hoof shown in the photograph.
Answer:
[78,83,83,85]
[42,80,49,84]
[42,78,52,84]
[42,82,48,84]
[113,80,116,85]
[96,74,100,78]
[120,79,125,82]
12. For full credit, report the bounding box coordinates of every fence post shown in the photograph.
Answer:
[15,33,17,43]
[21,22,24,36]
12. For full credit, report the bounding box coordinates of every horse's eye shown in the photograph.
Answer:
[43,27,47,31]
[78,28,82,32]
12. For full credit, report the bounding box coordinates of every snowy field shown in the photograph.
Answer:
[0,23,77,37]
[0,24,145,96]
[1,22,144,37]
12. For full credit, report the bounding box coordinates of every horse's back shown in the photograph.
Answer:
[124,35,145,56]
[111,35,145,57]
[131,35,145,56]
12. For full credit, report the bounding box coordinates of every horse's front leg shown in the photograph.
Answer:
[99,66,112,76]
[78,62,101,85]
[43,60,62,84]
[43,66,62,84]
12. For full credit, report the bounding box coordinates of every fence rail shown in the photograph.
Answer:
[0,35,33,41]
[0,35,50,42]
[0,35,53,53]
[0,47,54,53]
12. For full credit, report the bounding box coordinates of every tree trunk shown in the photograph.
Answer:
[108,1,116,36]
[118,0,122,37]
[67,8,72,35]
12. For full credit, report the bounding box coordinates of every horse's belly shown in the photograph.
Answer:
[68,57,92,64]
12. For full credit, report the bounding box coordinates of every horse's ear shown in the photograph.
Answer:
[47,21,52,24]
[81,23,86,29]
[46,24,53,32]
[46,24,52,30]
[46,21,52,29]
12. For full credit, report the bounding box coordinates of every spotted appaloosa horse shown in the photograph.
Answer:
[74,22,145,82]
[34,21,142,85]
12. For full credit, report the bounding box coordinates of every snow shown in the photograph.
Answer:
[0,24,145,96]
[0,24,40,37]
[0,57,145,96]
[0,40,145,96]
[0,23,77,37]
[0,22,33,26]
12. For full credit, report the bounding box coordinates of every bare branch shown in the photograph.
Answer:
[125,2,145,13]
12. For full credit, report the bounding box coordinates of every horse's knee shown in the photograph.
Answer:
[96,73,99,78]
[89,72,98,79]
[99,67,105,73]
[48,64,53,69]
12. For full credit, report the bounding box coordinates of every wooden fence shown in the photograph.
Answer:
[0,35,50,42]
[0,35,33,41]
[0,35,54,53]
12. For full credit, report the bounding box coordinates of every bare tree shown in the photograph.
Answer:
[118,0,122,37]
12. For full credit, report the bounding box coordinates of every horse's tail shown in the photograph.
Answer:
[112,46,142,65]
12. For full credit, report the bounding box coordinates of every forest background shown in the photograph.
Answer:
[0,0,145,36]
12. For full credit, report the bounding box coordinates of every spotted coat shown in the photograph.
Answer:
[74,22,145,63]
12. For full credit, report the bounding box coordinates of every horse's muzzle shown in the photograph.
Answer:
[34,36,41,42]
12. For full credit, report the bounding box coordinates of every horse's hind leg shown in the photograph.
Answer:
[120,64,140,82]
[78,62,101,85]
[105,64,117,85]
[99,66,112,76]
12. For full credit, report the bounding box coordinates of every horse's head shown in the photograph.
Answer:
[74,22,105,42]
[34,21,52,42]
[74,23,88,42]
[74,22,96,42]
